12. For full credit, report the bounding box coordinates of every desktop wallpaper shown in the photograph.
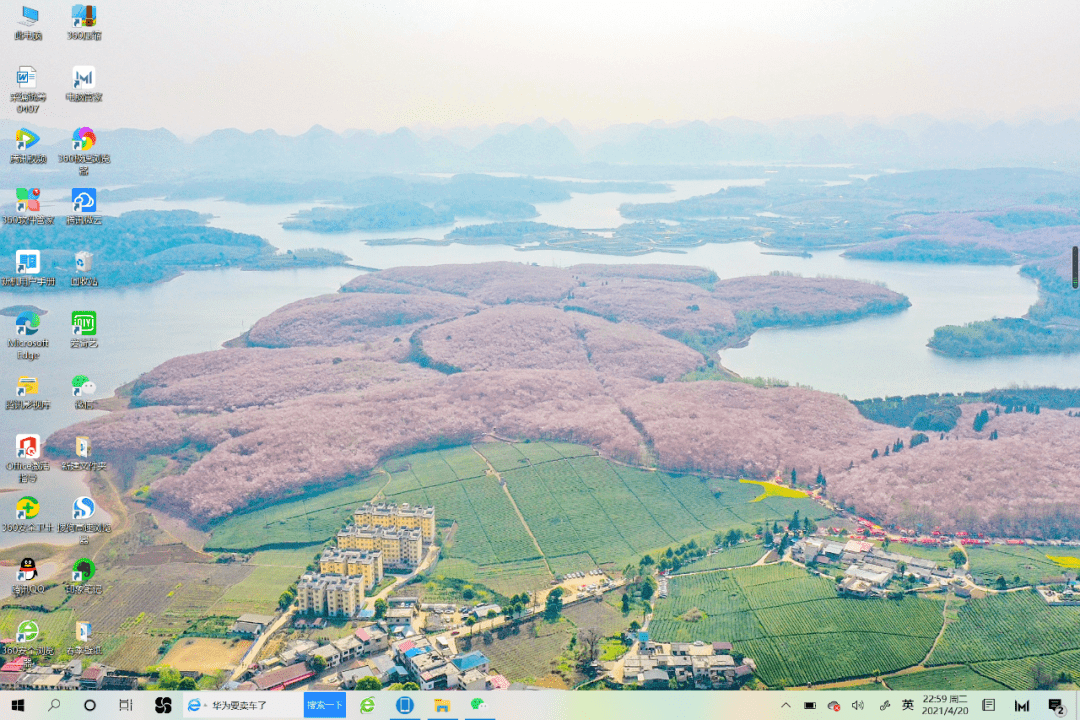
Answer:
[2,0,1080,699]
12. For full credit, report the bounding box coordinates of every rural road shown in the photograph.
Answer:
[437,576,629,655]
[229,543,441,682]
[230,608,294,682]
[372,543,443,603]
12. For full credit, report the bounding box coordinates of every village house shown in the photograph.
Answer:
[366,654,404,685]
[624,640,753,689]
[450,651,491,676]
[229,613,276,637]
[312,643,343,669]
[340,665,377,689]
[470,604,502,621]
[353,626,389,655]
[249,663,315,691]
[394,638,458,690]
[279,639,319,666]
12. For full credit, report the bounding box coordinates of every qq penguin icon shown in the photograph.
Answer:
[17,558,37,581]
[73,496,95,520]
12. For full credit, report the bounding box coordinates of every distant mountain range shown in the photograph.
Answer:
[5,115,1080,182]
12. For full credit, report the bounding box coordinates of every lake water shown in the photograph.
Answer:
[1,267,360,441]
[3,178,1077,507]
[0,472,112,551]
[1,267,358,549]
[4,177,1078,553]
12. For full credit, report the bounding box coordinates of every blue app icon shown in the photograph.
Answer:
[187,698,201,712]
[73,496,95,520]
[15,311,41,336]
[395,697,414,715]
[71,188,96,213]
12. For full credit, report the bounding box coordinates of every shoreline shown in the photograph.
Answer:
[0,258,361,294]
[0,470,113,553]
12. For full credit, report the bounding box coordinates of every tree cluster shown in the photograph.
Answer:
[544,587,564,620]
[45,262,1079,537]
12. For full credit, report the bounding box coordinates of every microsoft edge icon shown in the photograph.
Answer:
[395,697,414,715]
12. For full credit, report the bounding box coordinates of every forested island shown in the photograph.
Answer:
[282,199,539,233]
[842,239,1014,264]
[105,174,668,206]
[47,261,1080,540]
[928,254,1080,357]
[853,387,1080,430]
[0,209,351,289]
[928,318,1080,357]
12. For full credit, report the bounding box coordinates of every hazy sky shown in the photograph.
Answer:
[12,0,1080,135]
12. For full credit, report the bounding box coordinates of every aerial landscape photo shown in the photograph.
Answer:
[3,0,1080,698]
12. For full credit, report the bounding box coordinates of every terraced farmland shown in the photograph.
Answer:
[474,618,574,684]
[213,439,838,604]
[648,570,763,643]
[464,477,541,561]
[650,563,945,687]
[395,450,461,488]
[677,541,767,573]
[929,591,1080,666]
[967,545,1080,587]
[414,477,539,566]
[475,443,531,472]
[433,557,553,596]
[547,553,599,576]
[885,666,1007,691]
[379,440,837,590]
[971,650,1080,690]
[7,561,257,672]
[206,476,383,551]
[493,445,828,569]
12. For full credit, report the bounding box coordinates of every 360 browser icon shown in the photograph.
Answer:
[73,127,96,151]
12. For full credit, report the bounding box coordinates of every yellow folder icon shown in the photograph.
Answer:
[16,377,38,396]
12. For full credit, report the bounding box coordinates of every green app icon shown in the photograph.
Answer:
[359,697,375,714]
[72,311,97,336]
[16,619,39,643]
[73,558,96,583]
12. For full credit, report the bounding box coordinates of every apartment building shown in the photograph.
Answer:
[336,524,423,569]
[319,548,385,590]
[354,502,435,543]
[297,573,366,618]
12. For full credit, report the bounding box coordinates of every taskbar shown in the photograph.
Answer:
[0,691,1073,719]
